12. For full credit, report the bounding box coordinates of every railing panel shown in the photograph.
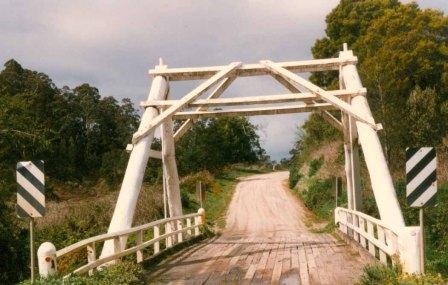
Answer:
[40,209,205,278]
[334,207,398,265]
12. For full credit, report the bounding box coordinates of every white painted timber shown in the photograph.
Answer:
[133,62,241,144]
[100,62,169,259]
[149,57,357,81]
[173,76,235,142]
[141,89,364,108]
[172,103,335,120]
[261,60,381,130]
[39,211,205,277]
[161,114,183,217]
[339,50,405,229]
[270,73,345,131]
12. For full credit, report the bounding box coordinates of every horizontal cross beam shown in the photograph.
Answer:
[173,76,235,142]
[261,60,381,131]
[149,57,358,81]
[141,89,365,108]
[172,103,335,120]
[132,62,241,144]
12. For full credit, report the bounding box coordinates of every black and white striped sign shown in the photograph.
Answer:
[16,160,45,218]
[406,147,437,207]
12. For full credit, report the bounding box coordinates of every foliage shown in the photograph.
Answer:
[22,260,144,285]
[288,164,300,188]
[299,178,334,219]
[308,157,324,177]
[289,0,448,278]
[0,59,267,283]
[176,117,266,175]
[357,264,445,285]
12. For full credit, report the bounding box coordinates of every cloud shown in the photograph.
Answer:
[4,1,443,160]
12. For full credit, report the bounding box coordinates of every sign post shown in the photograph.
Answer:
[406,147,437,274]
[16,160,45,283]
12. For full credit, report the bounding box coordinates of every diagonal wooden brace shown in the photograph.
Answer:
[132,62,241,144]
[173,76,236,142]
[261,60,382,131]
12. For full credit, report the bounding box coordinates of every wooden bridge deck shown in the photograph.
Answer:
[147,172,373,284]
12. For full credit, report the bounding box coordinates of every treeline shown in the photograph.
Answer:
[288,0,447,276]
[309,0,448,170]
[0,60,266,283]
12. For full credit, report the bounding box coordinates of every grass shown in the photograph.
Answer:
[357,264,445,285]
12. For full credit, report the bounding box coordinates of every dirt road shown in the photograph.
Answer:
[148,171,372,284]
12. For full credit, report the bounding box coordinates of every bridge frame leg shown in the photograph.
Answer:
[161,109,183,218]
[100,60,171,259]
[339,47,423,274]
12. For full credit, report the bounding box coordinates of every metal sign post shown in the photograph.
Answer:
[16,160,45,283]
[406,147,437,274]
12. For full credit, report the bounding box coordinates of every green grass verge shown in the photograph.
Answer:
[358,264,445,285]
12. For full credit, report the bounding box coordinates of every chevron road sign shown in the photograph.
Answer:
[406,147,437,208]
[16,160,45,218]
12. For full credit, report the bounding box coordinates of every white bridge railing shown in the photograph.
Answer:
[335,207,422,273]
[335,207,399,264]
[37,209,205,278]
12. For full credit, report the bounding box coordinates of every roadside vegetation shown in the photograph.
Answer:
[286,1,448,283]
[0,59,272,283]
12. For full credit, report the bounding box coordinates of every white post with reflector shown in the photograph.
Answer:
[37,242,57,278]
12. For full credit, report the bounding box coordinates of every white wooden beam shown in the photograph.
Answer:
[172,103,335,120]
[141,89,365,108]
[173,76,235,142]
[148,149,162,160]
[339,48,405,229]
[132,62,241,144]
[270,74,345,132]
[261,60,381,131]
[161,116,182,218]
[149,57,358,81]
[101,60,169,259]
[322,111,343,131]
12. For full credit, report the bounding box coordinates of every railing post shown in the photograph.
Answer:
[136,230,143,263]
[398,226,422,274]
[154,225,160,254]
[37,242,57,278]
[165,222,173,248]
[186,218,192,237]
[353,215,360,242]
[177,220,183,243]
[87,242,96,276]
[377,227,387,264]
[198,208,205,226]
[359,217,366,248]
[367,221,376,256]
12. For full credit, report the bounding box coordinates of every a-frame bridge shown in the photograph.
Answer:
[37,45,423,281]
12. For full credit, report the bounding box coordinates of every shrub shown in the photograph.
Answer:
[288,165,301,188]
[301,178,334,219]
[22,260,144,285]
[358,264,445,285]
[308,157,324,177]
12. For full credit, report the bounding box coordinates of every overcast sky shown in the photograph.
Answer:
[0,1,445,161]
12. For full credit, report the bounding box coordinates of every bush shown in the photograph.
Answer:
[288,165,301,188]
[358,264,445,285]
[308,157,324,177]
[22,260,144,285]
[300,178,334,219]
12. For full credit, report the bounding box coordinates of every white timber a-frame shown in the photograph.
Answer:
[100,45,422,273]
